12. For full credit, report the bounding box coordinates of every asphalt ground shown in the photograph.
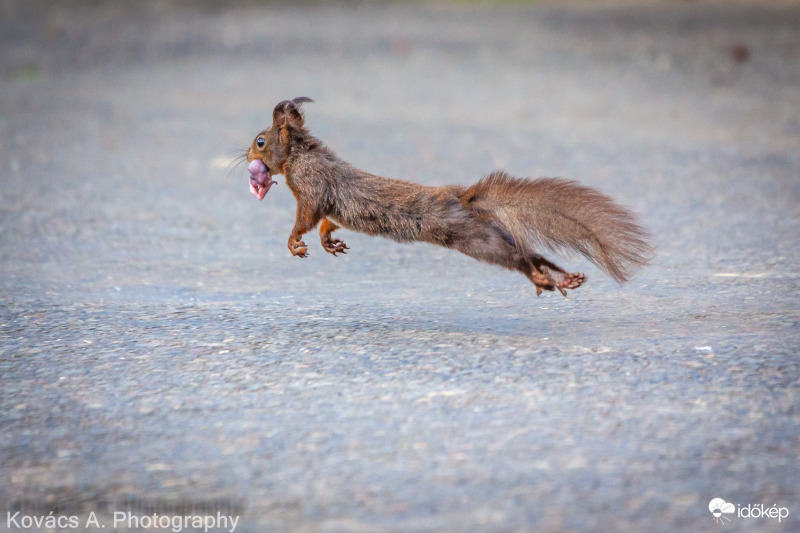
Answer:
[1,1,799,531]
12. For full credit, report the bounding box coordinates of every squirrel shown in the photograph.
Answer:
[245,97,652,296]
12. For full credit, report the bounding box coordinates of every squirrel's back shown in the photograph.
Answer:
[327,164,472,246]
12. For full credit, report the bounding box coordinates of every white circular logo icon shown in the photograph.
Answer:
[709,498,735,524]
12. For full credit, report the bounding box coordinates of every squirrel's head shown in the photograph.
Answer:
[246,96,313,201]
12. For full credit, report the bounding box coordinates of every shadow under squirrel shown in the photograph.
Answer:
[246,97,652,296]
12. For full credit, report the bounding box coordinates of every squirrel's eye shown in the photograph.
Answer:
[256,137,265,148]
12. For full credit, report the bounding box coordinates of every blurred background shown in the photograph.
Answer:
[1,1,799,531]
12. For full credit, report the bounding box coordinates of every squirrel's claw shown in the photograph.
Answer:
[529,268,586,297]
[289,240,309,258]
[322,237,349,256]
[559,272,586,291]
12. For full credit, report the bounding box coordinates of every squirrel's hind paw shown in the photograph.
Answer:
[558,272,585,291]
[529,270,585,297]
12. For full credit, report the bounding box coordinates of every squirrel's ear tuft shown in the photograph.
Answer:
[273,97,313,129]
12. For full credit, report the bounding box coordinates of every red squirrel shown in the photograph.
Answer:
[246,97,652,296]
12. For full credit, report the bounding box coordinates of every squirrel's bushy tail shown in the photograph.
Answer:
[465,171,653,283]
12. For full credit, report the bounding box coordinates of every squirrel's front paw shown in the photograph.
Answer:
[288,239,309,258]
[321,236,349,256]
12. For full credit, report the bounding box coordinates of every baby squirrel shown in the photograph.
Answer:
[246,97,652,296]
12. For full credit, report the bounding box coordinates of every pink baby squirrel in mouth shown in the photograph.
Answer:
[248,159,275,201]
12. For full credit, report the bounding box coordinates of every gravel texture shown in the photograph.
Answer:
[1,1,799,531]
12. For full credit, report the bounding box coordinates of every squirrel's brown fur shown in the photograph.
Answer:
[246,97,652,295]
